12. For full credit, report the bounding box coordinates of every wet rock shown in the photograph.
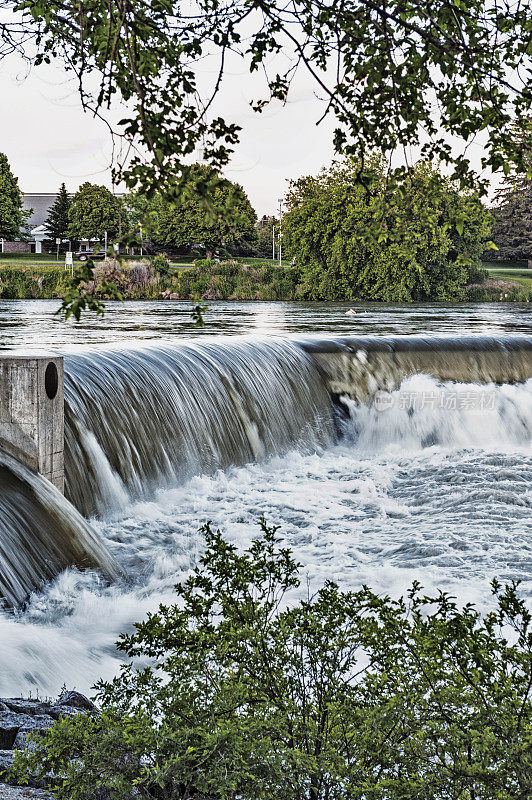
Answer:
[54,691,94,712]
[13,717,55,753]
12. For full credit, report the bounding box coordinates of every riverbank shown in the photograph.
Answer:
[1,259,531,303]
[0,692,96,798]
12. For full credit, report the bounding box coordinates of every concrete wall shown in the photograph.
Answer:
[302,336,532,402]
[0,354,64,492]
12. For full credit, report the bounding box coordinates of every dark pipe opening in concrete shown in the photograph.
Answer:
[45,362,59,400]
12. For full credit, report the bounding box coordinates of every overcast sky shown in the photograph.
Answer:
[0,47,343,216]
[0,40,497,215]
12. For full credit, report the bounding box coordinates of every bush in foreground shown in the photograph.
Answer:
[11,520,532,799]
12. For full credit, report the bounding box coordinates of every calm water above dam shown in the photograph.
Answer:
[0,298,531,349]
[0,299,531,697]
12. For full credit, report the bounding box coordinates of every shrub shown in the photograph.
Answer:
[467,264,489,284]
[152,254,171,276]
[210,274,235,298]
[11,520,532,800]
[0,268,65,299]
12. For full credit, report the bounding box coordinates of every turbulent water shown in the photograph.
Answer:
[0,452,120,606]
[0,301,531,696]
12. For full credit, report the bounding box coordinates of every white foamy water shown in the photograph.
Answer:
[0,375,531,698]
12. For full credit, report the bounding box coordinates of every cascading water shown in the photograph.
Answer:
[60,335,532,517]
[0,452,121,606]
[63,339,336,517]
[0,326,531,695]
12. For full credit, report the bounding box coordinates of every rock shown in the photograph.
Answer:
[13,717,55,753]
[0,715,32,751]
[0,751,14,773]
[168,292,179,300]
[54,691,94,712]
[202,289,222,301]
[0,711,55,752]
[48,705,84,721]
[0,703,51,718]
[0,786,51,799]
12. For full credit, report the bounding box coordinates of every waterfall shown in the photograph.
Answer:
[64,339,335,517]
[0,451,121,607]
[1,333,532,605]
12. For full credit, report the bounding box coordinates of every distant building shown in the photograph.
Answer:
[0,194,57,253]
[1,193,130,255]
[23,193,57,229]
[22,192,125,254]
[23,193,63,253]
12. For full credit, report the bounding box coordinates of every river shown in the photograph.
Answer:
[0,299,531,696]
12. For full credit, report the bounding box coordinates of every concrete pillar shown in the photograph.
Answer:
[0,353,64,493]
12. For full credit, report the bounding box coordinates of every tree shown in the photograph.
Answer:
[491,183,532,266]
[255,215,278,259]
[128,165,257,259]
[1,1,531,201]
[0,152,25,240]
[68,182,123,243]
[284,159,492,302]
[11,520,532,799]
[491,121,532,265]
[45,183,71,241]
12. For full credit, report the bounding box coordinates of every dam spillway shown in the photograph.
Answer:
[0,302,530,694]
[0,332,532,607]
[63,335,532,516]
[302,335,532,400]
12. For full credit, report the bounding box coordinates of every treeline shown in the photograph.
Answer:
[4,148,529,302]
[0,152,276,259]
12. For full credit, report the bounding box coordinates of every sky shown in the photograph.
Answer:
[0,46,340,217]
[0,27,499,216]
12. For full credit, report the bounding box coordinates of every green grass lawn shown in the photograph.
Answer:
[0,252,60,260]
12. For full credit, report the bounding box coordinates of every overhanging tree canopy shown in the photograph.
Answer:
[0,0,531,199]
